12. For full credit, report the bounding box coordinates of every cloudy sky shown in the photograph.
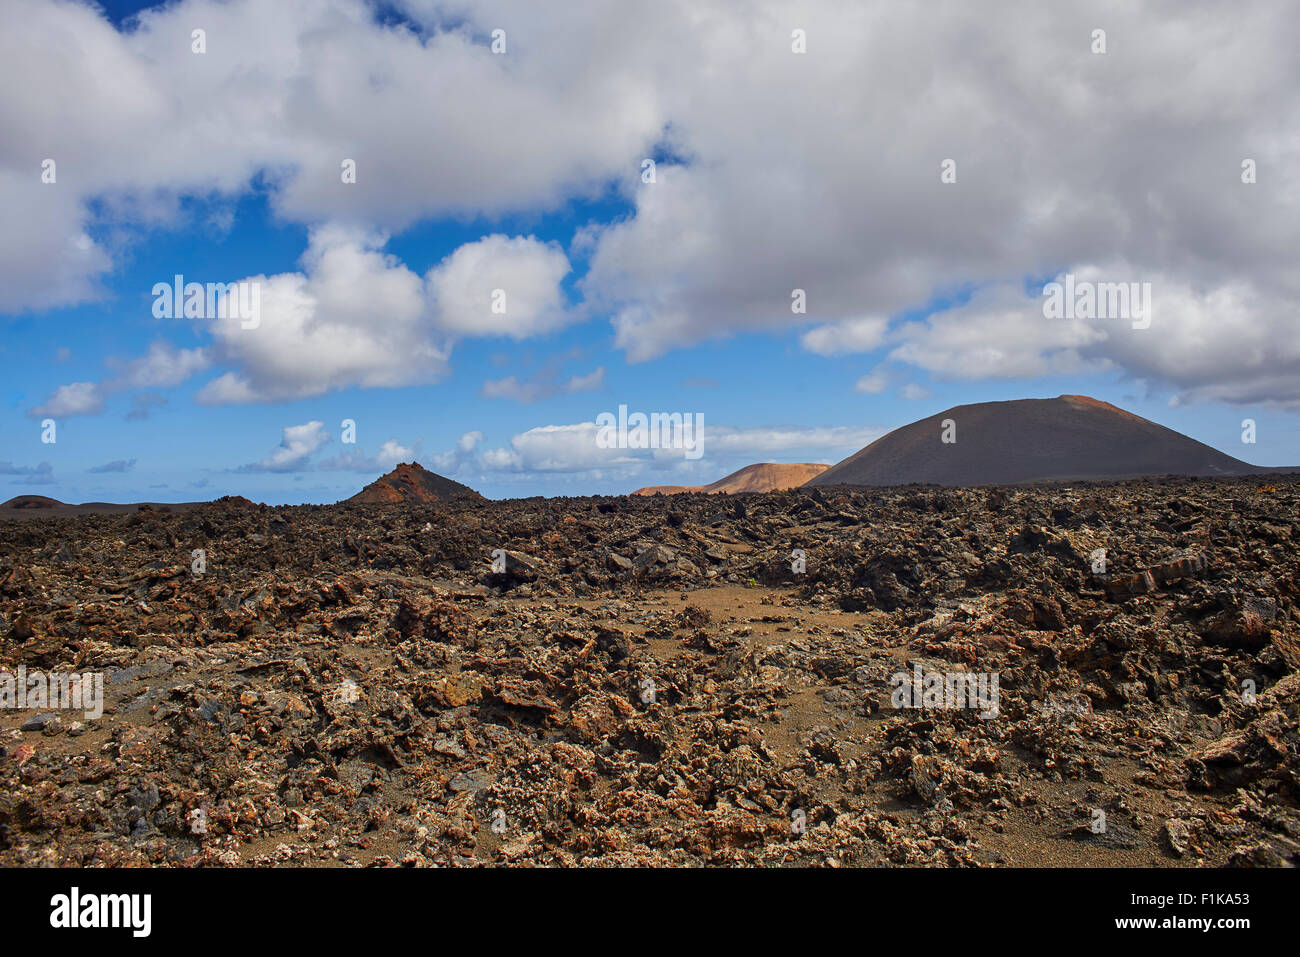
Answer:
[3,0,1299,502]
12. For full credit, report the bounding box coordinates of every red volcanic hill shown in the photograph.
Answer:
[634,462,829,496]
[347,462,482,504]
[806,395,1294,488]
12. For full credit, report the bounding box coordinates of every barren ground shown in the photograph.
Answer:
[1,477,1298,866]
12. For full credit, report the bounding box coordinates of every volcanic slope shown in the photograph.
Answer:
[347,462,483,504]
[807,395,1289,487]
[634,462,829,495]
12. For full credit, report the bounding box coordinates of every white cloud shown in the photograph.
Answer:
[4,0,1300,408]
[317,438,421,472]
[855,368,889,394]
[31,342,209,418]
[0,0,656,313]
[473,420,881,475]
[0,171,111,312]
[885,280,1108,381]
[704,424,884,457]
[114,229,573,407]
[880,268,1300,409]
[240,421,332,472]
[376,439,415,466]
[428,234,572,339]
[431,430,484,473]
[801,318,889,357]
[30,382,104,418]
[482,423,626,473]
[196,227,450,404]
[108,342,210,389]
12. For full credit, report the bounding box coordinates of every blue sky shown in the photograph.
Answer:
[3,1,1299,503]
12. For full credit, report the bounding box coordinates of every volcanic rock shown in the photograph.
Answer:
[1,475,1298,868]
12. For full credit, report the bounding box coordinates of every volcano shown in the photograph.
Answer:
[806,395,1293,488]
[634,462,829,495]
[347,462,482,504]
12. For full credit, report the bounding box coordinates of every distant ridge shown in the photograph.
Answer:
[347,462,482,504]
[2,495,63,509]
[634,462,829,496]
[0,495,206,518]
[806,395,1296,488]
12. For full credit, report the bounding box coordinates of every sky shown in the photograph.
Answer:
[2,0,1299,503]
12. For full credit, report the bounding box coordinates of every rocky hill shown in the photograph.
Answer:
[347,462,482,504]
[634,462,828,495]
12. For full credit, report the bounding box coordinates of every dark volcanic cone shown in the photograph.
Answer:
[347,462,483,504]
[807,395,1292,487]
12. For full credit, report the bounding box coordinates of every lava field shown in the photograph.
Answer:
[1,476,1298,867]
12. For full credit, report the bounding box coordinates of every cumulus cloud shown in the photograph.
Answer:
[185,229,572,405]
[0,170,111,313]
[703,424,884,458]
[29,382,104,418]
[317,438,422,472]
[30,227,578,413]
[195,227,448,404]
[474,420,881,475]
[1077,276,1300,409]
[428,234,572,339]
[5,0,1300,409]
[0,0,654,313]
[855,368,890,394]
[238,421,332,473]
[30,342,208,418]
[570,1,1300,404]
[481,423,624,473]
[885,279,1110,381]
[238,419,423,474]
[877,267,1300,409]
[377,439,416,464]
[431,430,484,474]
[801,318,889,357]
[107,341,210,389]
